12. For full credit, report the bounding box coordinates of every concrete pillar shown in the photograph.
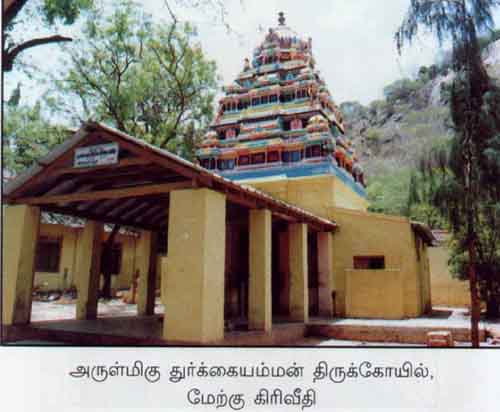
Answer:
[317,232,334,317]
[2,205,40,325]
[278,231,290,315]
[75,220,103,320]
[289,223,309,322]
[137,230,157,316]
[248,209,272,332]
[163,188,226,343]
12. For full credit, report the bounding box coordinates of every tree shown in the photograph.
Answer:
[45,0,217,298]
[3,0,95,72]
[3,98,70,173]
[49,0,217,156]
[397,0,500,347]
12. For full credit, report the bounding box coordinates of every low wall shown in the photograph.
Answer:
[307,323,486,344]
[345,269,405,319]
[429,246,470,307]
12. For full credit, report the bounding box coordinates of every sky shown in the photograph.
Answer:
[4,0,500,108]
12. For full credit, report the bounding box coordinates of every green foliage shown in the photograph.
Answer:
[40,0,95,25]
[404,107,450,126]
[397,0,500,319]
[368,167,446,229]
[383,78,423,105]
[367,168,413,216]
[49,0,218,157]
[3,102,70,173]
[364,128,382,142]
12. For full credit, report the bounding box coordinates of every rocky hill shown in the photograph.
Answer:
[340,39,500,181]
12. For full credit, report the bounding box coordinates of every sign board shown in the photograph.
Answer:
[74,143,119,168]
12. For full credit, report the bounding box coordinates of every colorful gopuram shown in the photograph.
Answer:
[196,12,365,190]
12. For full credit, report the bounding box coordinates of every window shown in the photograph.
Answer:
[297,89,307,99]
[281,94,294,103]
[35,237,62,273]
[291,150,302,162]
[239,155,250,166]
[252,98,260,106]
[217,159,226,170]
[290,118,303,130]
[251,153,266,165]
[101,243,122,275]
[306,145,321,158]
[201,158,216,170]
[261,95,269,105]
[226,159,235,170]
[270,95,278,103]
[267,151,280,163]
[353,256,386,270]
[282,151,290,163]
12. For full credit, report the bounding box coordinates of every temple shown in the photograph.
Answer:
[2,14,438,346]
[197,12,365,193]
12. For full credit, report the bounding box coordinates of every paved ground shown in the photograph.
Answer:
[26,300,500,347]
[30,298,165,322]
[311,306,499,329]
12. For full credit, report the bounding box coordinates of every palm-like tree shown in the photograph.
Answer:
[396,0,500,348]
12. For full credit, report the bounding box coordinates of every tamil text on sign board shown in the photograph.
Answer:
[74,143,119,168]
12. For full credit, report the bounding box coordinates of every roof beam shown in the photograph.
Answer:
[51,157,152,177]
[14,181,193,205]
[41,205,157,231]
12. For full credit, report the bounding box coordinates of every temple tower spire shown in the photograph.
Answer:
[196,14,366,190]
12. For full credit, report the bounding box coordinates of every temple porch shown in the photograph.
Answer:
[2,122,337,345]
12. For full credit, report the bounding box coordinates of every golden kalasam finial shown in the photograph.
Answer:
[278,11,286,26]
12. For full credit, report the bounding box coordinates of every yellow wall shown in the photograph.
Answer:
[429,245,470,307]
[247,174,368,218]
[328,208,430,319]
[34,224,139,292]
[244,173,431,320]
[345,269,404,319]
[35,224,78,291]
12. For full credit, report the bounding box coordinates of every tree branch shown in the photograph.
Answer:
[3,35,73,72]
[3,0,29,27]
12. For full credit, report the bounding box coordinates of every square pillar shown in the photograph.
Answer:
[317,232,334,317]
[75,220,103,320]
[289,223,309,322]
[248,209,272,332]
[137,230,157,316]
[163,188,226,343]
[2,205,40,325]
